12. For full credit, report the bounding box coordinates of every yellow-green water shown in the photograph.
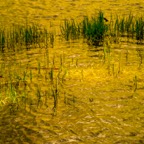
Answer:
[0,0,144,144]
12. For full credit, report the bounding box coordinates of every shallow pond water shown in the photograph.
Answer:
[0,0,144,144]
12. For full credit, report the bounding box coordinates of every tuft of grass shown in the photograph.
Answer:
[81,11,108,46]
[60,19,81,41]
[125,13,133,36]
[0,23,54,52]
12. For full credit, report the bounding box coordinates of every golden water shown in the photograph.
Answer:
[0,0,144,144]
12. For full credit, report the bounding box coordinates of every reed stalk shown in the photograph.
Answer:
[0,29,5,52]
[135,17,144,42]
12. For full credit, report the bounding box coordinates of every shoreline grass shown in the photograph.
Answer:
[0,23,55,52]
[0,12,144,52]
[60,11,144,46]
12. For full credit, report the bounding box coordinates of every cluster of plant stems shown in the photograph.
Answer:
[60,11,144,45]
[0,11,144,51]
[0,23,55,52]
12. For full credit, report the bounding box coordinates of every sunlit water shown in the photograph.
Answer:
[0,0,144,144]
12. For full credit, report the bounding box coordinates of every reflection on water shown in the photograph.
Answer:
[0,0,144,144]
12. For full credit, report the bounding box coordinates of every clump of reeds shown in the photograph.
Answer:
[81,11,108,46]
[60,12,144,45]
[60,11,108,46]
[110,14,144,43]
[0,23,55,52]
[60,19,81,41]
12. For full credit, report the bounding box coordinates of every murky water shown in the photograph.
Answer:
[0,0,144,144]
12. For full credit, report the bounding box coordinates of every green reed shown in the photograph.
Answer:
[52,77,59,115]
[60,11,109,46]
[9,82,17,103]
[136,48,143,68]
[125,13,134,36]
[49,32,55,47]
[60,19,80,41]
[49,68,54,83]
[110,14,144,42]
[61,69,67,83]
[135,17,144,42]
[36,86,42,108]
[0,12,144,51]
[38,61,41,75]
[60,19,71,41]
[81,13,143,44]
[0,23,53,52]
[133,75,138,92]
[82,11,108,46]
[119,17,125,36]
[0,29,5,52]
[23,71,27,81]
[29,70,33,82]
[23,24,44,49]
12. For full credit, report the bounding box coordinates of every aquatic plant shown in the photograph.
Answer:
[0,23,54,52]
[60,19,80,41]
[133,75,138,92]
[49,32,55,47]
[81,11,108,46]
[0,29,5,52]
[125,13,134,36]
[111,14,144,43]
[135,17,144,43]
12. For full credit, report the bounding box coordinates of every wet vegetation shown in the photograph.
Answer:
[61,11,144,45]
[0,11,144,52]
[0,23,55,52]
[0,11,144,143]
[81,11,108,46]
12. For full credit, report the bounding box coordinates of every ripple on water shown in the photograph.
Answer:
[0,0,144,143]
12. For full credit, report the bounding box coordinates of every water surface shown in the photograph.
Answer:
[0,0,144,144]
